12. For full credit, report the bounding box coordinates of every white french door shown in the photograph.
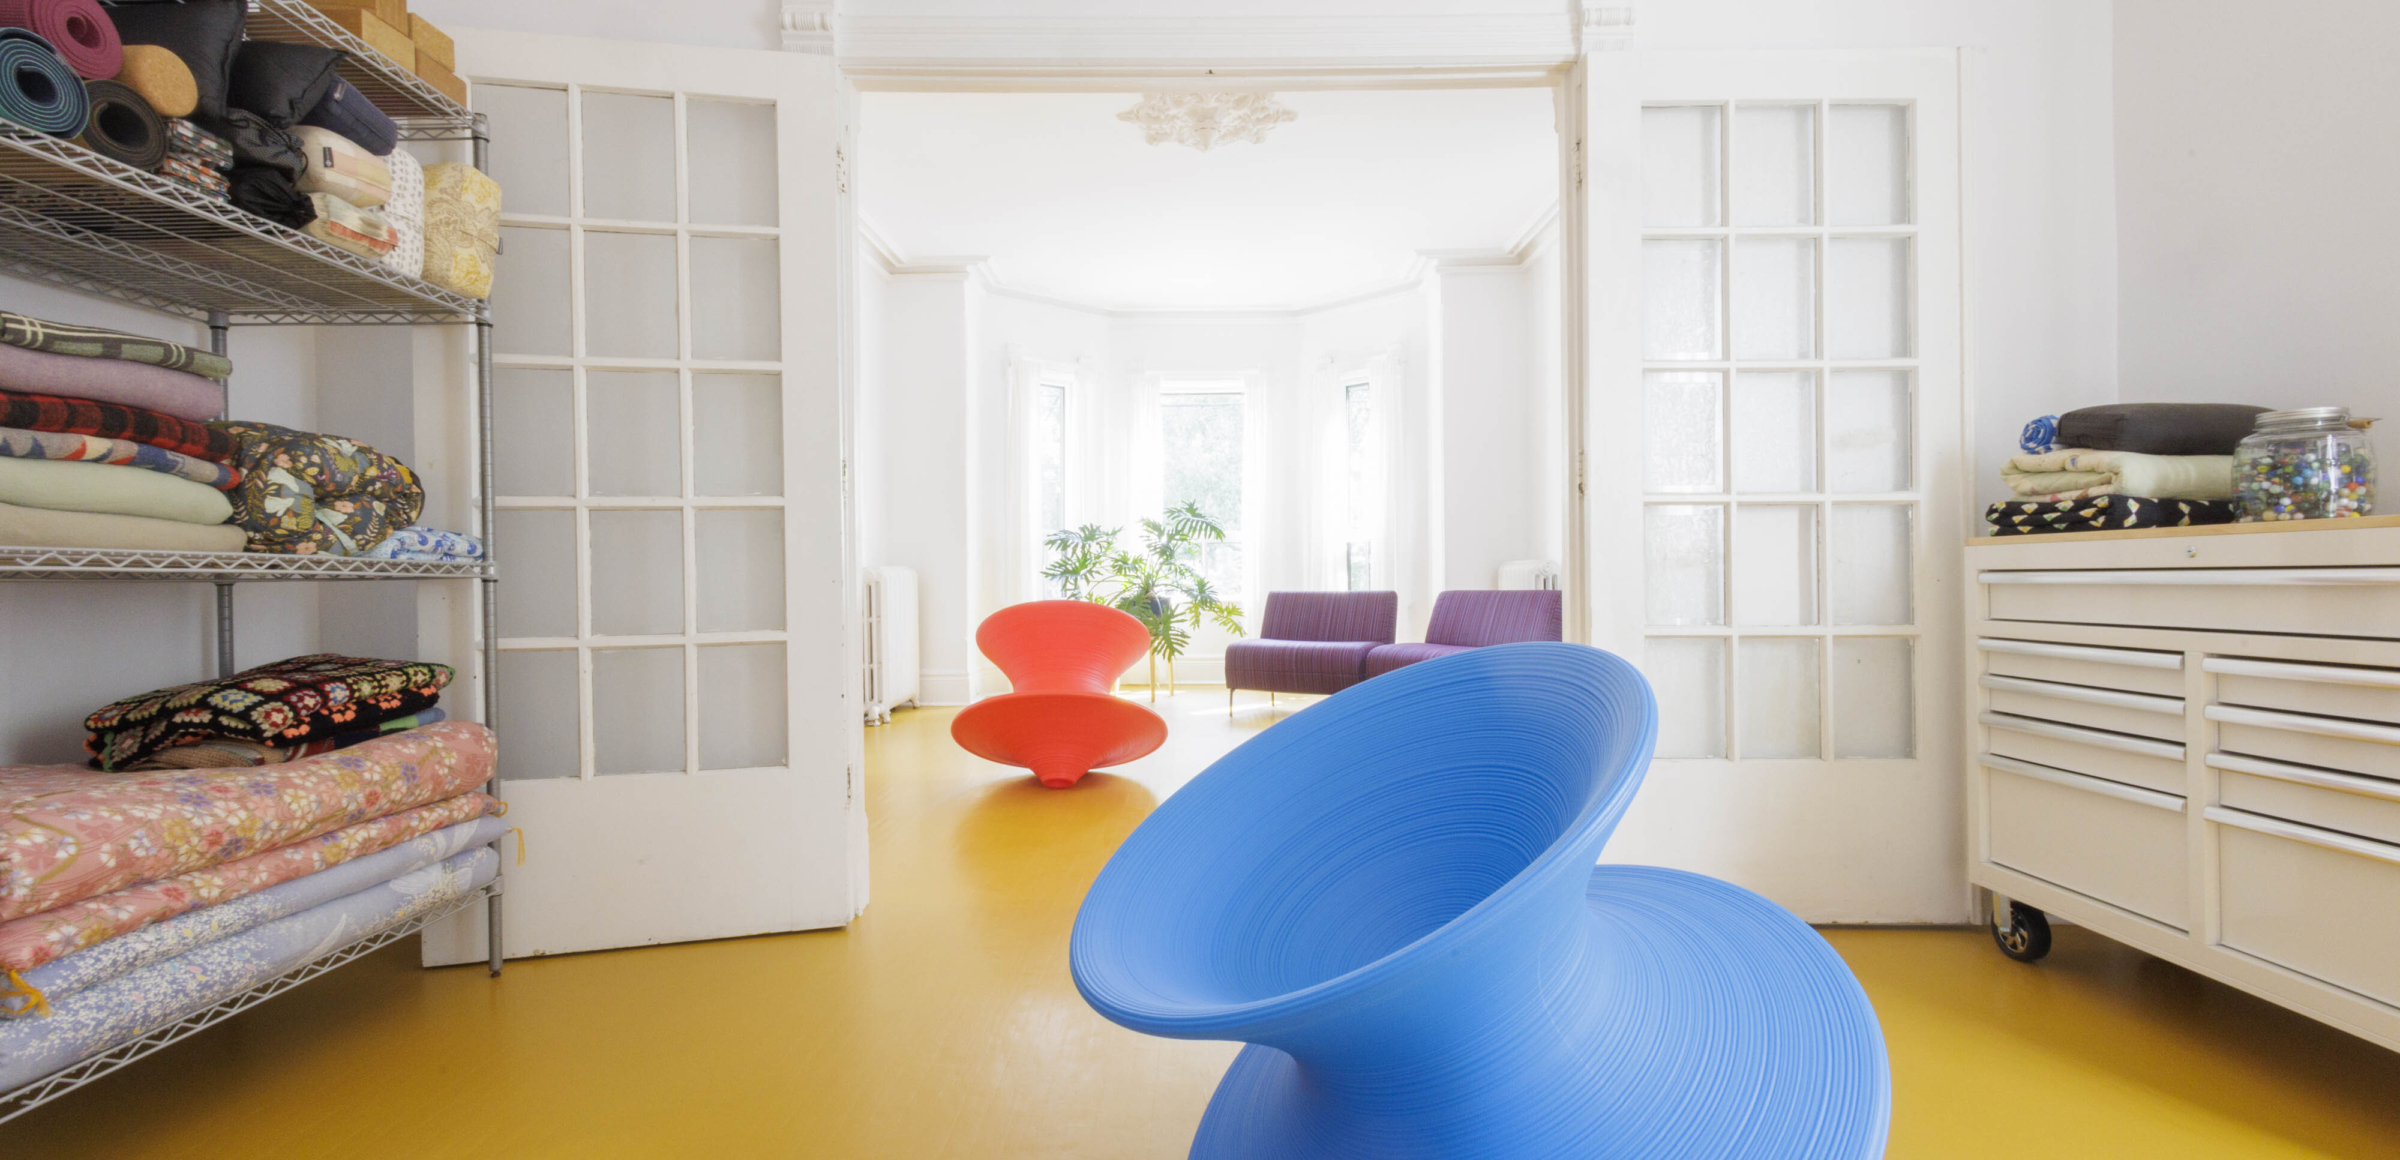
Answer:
[1585,52,1966,921]
[423,30,861,962]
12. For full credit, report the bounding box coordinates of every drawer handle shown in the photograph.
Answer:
[1983,753,2186,811]
[2207,753,2400,803]
[2205,704,2400,747]
[1977,637,2184,670]
[2202,656,2400,690]
[1979,711,2187,760]
[1981,568,2400,587]
[2206,806,2400,867]
[1981,673,2184,716]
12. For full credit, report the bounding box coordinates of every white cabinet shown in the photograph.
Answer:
[1966,516,2400,1053]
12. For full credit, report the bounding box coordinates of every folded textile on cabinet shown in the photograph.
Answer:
[1,815,505,1016]
[0,311,231,379]
[0,793,499,985]
[0,345,225,424]
[358,525,482,562]
[0,721,494,918]
[0,457,233,526]
[0,499,246,551]
[0,425,239,488]
[0,388,233,456]
[84,652,453,770]
[2055,403,2270,457]
[2001,448,2237,503]
[0,845,497,1083]
[1985,495,2242,535]
[212,420,422,555]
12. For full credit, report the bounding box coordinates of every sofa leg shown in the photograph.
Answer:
[1229,687,1235,712]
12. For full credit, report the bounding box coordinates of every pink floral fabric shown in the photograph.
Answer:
[0,790,498,973]
[0,722,495,922]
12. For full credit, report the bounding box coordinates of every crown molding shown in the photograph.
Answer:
[803,9,1579,77]
[1580,4,1638,53]
[856,213,986,279]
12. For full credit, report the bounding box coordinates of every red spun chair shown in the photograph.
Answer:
[952,601,1167,788]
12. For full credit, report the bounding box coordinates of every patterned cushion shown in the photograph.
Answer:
[1364,642,1474,678]
[420,162,500,298]
[380,146,426,280]
[84,654,452,771]
[1225,639,1380,696]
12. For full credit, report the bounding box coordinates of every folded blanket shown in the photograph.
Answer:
[0,456,233,525]
[0,389,233,459]
[2,814,504,1016]
[0,720,494,920]
[0,845,496,1082]
[0,791,498,982]
[2001,448,2237,502]
[303,191,397,259]
[2056,403,2269,457]
[0,344,223,424]
[213,420,423,555]
[85,652,453,770]
[123,705,449,770]
[381,145,426,280]
[0,311,230,380]
[165,116,235,169]
[1986,495,2243,536]
[0,499,247,551]
[359,525,482,562]
[0,425,239,488]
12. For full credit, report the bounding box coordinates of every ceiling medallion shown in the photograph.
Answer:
[1117,92,1297,151]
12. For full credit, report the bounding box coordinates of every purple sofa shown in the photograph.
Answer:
[1365,589,1564,678]
[1225,591,1399,697]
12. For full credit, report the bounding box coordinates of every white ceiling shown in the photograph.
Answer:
[857,88,1559,311]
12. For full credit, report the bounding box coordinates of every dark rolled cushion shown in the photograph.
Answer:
[2055,403,2270,457]
[299,76,397,156]
[226,163,315,228]
[224,39,342,127]
[100,0,243,121]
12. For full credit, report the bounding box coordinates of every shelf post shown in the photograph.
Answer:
[471,114,504,977]
[209,313,235,677]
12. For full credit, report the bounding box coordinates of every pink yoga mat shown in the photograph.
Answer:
[0,0,120,79]
[0,342,222,422]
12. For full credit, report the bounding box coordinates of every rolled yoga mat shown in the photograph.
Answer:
[0,28,88,135]
[0,0,118,80]
[111,43,195,119]
[76,78,166,169]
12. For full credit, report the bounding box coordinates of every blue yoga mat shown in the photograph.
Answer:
[0,27,86,136]
[1072,642,1891,1159]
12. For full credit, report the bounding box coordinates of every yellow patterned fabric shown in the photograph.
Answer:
[420,162,500,298]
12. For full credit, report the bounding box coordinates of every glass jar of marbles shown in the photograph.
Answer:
[2234,407,2376,521]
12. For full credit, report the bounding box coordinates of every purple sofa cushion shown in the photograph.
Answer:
[1258,590,1398,645]
[1364,642,1474,678]
[1225,639,1380,696]
[1426,590,1564,647]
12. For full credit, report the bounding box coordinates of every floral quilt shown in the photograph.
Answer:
[84,653,452,771]
[211,421,423,556]
[0,790,497,975]
[0,721,494,923]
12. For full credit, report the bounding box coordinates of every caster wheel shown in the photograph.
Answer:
[1991,901,2052,963]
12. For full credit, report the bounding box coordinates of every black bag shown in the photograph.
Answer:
[299,77,398,156]
[196,107,307,177]
[226,164,315,228]
[101,0,245,121]
[2055,403,2270,457]
[224,40,343,127]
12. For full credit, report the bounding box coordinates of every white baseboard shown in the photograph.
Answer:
[917,670,971,706]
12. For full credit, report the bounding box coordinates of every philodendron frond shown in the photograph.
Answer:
[1041,501,1245,666]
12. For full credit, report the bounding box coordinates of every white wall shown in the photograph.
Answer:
[2114,0,2400,417]
[0,283,321,765]
[863,271,976,703]
[412,0,782,52]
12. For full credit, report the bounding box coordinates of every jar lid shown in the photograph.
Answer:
[2256,406,2351,427]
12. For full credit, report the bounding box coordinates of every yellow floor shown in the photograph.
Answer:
[11,690,2400,1157]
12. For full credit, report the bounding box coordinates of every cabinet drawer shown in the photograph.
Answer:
[1986,757,2188,929]
[1981,711,2187,795]
[2206,657,2400,728]
[2209,704,2400,781]
[1982,674,2184,743]
[2211,807,2400,1009]
[2214,753,2400,846]
[1979,638,2185,698]
[1983,567,2400,639]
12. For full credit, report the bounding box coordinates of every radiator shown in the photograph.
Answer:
[862,565,920,724]
[1496,559,1559,590]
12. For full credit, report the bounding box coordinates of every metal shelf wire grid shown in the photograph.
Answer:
[0,546,494,580]
[0,882,498,1125]
[244,0,478,128]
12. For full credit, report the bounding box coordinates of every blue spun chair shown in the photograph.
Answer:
[1070,642,1890,1159]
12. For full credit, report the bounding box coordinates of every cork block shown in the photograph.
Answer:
[414,53,467,104]
[408,14,454,70]
[307,0,408,32]
[316,7,415,68]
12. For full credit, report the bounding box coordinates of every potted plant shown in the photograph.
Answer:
[1043,501,1247,700]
